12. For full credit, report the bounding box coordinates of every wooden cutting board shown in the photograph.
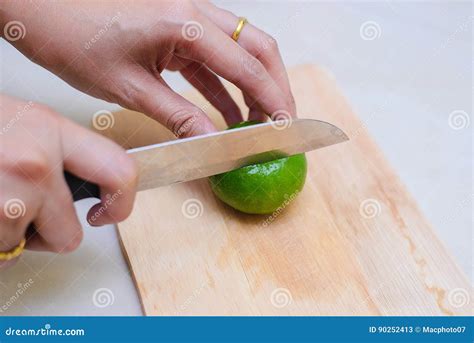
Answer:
[96,64,471,316]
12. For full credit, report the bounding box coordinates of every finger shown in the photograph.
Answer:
[174,15,292,118]
[116,68,217,138]
[0,185,39,268]
[243,93,266,122]
[0,196,35,251]
[195,3,296,115]
[180,62,243,125]
[27,173,83,253]
[23,224,50,252]
[59,116,138,226]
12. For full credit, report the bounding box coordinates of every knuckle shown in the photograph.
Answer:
[174,14,205,52]
[0,149,50,183]
[20,156,50,180]
[113,78,144,111]
[48,229,83,254]
[61,231,83,253]
[8,154,50,182]
[261,33,278,52]
[0,121,56,184]
[174,31,199,57]
[167,107,203,137]
[240,56,267,82]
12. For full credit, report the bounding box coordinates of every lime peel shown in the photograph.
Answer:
[208,120,307,215]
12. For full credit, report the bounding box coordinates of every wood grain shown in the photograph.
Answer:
[98,64,471,315]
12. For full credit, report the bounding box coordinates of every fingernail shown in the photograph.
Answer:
[87,203,111,227]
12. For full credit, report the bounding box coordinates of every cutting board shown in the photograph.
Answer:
[96,64,471,316]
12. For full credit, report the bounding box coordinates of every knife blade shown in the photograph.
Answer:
[65,119,348,201]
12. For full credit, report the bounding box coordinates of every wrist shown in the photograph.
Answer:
[0,0,25,30]
[1,1,31,51]
[0,1,57,68]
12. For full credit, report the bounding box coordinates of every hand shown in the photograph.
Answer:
[1,0,296,137]
[0,95,137,267]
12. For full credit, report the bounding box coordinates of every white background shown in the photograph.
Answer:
[0,1,472,315]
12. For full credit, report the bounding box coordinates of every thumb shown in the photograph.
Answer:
[118,72,216,138]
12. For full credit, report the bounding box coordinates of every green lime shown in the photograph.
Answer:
[208,120,307,214]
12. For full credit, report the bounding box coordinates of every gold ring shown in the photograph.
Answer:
[0,238,26,261]
[232,17,247,42]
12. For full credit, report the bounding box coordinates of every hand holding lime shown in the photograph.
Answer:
[209,121,307,214]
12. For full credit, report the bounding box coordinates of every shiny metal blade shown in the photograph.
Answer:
[128,119,348,191]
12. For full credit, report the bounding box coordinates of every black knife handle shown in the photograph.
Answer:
[64,171,100,201]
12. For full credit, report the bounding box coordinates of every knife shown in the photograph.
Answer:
[65,119,348,201]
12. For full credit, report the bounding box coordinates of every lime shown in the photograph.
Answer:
[208,120,307,214]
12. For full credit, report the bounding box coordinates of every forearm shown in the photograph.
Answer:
[1,1,85,72]
[1,1,42,53]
